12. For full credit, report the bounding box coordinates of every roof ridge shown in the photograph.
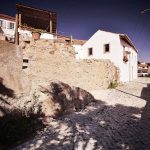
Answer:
[0,13,15,21]
[99,29,123,35]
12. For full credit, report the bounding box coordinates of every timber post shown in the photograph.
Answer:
[70,35,73,45]
[15,12,19,45]
[50,13,52,33]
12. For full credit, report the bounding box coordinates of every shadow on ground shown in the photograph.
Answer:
[0,77,14,98]
[17,82,150,150]
[0,78,45,150]
[0,77,15,116]
[1,76,150,150]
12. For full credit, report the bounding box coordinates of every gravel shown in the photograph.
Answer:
[16,77,150,150]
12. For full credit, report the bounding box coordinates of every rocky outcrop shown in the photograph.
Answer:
[1,80,95,118]
[39,81,95,117]
[0,41,30,95]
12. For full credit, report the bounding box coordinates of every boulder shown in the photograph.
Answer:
[39,81,95,118]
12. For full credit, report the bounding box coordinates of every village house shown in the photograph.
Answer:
[15,4,57,44]
[0,4,57,43]
[138,62,150,76]
[0,13,16,41]
[138,62,148,70]
[74,30,138,82]
[0,4,138,83]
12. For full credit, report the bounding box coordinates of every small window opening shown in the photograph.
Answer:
[88,48,93,56]
[23,59,29,63]
[8,22,14,29]
[22,59,29,69]
[104,44,110,52]
[65,39,70,43]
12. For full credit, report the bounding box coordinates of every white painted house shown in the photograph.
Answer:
[74,30,138,82]
[0,14,16,40]
[0,12,55,42]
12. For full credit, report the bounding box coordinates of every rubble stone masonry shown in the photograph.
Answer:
[20,39,117,93]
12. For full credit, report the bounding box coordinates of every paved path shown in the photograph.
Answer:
[17,77,150,150]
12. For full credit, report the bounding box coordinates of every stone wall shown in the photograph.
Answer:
[20,39,117,92]
[0,41,22,94]
[0,41,30,94]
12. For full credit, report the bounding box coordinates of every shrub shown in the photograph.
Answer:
[108,81,118,89]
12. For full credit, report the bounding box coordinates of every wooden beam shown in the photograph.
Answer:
[16,3,57,15]
[15,13,19,45]
[70,36,73,44]
[50,19,52,33]
[19,13,21,26]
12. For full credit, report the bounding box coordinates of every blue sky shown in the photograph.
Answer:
[0,0,150,62]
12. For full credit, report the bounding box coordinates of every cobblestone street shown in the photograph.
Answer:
[17,77,150,150]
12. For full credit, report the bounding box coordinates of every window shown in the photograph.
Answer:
[88,48,93,56]
[0,20,3,27]
[123,49,128,63]
[104,44,110,52]
[8,22,14,29]
[65,39,70,43]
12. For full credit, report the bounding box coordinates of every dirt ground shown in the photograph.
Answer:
[16,77,150,150]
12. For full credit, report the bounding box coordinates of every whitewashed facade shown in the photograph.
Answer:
[0,14,54,42]
[0,14,16,40]
[75,30,138,82]
[73,44,83,59]
[18,28,54,40]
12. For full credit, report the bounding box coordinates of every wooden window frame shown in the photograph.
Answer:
[9,22,15,29]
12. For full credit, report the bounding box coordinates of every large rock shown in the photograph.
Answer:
[39,81,95,118]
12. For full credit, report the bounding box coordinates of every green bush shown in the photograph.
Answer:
[108,81,118,89]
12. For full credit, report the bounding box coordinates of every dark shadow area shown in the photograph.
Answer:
[20,100,144,150]
[17,82,150,150]
[22,66,28,69]
[140,84,150,101]
[137,83,150,150]
[0,80,149,150]
[40,81,95,117]
[0,97,10,105]
[23,59,29,63]
[0,77,14,98]
[0,77,46,150]
[0,108,45,150]
[0,77,14,117]
[0,27,4,34]
[113,83,150,149]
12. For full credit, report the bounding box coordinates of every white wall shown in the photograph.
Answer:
[81,30,123,74]
[18,29,54,40]
[18,28,32,37]
[75,30,138,82]
[73,44,83,59]
[0,18,15,39]
[120,39,137,82]
[40,33,54,40]
[0,18,54,41]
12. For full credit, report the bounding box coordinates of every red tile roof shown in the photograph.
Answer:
[0,13,15,22]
